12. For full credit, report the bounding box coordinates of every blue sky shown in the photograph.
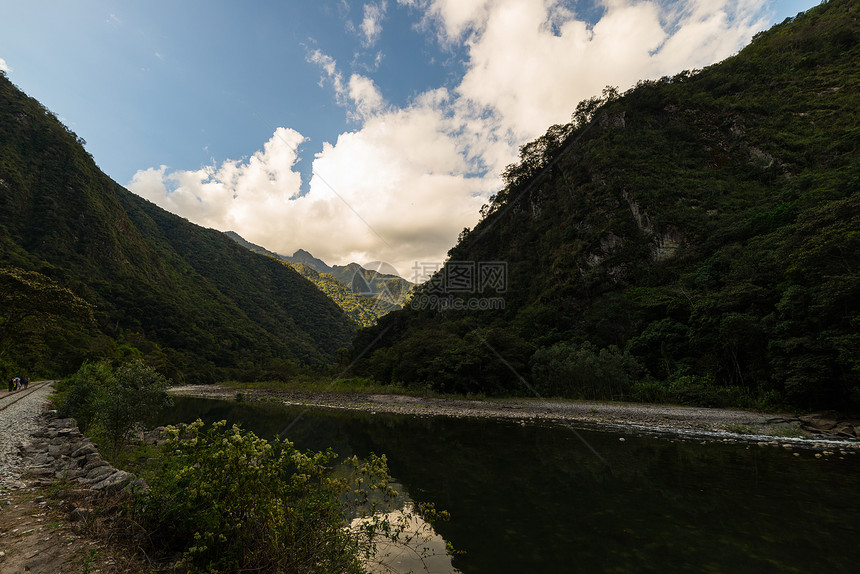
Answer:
[0,1,820,276]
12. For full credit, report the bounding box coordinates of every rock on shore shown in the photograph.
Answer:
[18,416,141,492]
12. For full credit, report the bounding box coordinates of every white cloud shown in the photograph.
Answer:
[348,74,386,120]
[449,0,769,140]
[307,49,346,101]
[129,128,306,234]
[0,58,11,73]
[361,1,389,47]
[130,0,775,277]
[130,118,488,275]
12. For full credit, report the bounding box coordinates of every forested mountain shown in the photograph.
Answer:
[225,231,414,325]
[283,248,334,275]
[327,263,413,313]
[351,0,860,411]
[0,75,357,381]
[285,262,386,328]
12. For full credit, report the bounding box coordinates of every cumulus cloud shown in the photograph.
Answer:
[445,0,769,140]
[130,119,488,275]
[361,1,389,47]
[130,0,775,277]
[0,58,11,73]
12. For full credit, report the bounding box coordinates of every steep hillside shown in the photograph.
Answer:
[351,0,860,410]
[285,262,385,327]
[0,75,357,380]
[327,263,413,313]
[225,232,413,324]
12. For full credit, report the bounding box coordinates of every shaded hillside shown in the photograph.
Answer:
[225,231,413,323]
[0,74,356,380]
[351,0,860,410]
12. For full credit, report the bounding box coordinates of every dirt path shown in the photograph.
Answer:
[169,384,860,448]
[0,385,146,574]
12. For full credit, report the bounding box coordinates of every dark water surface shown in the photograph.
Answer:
[160,397,860,573]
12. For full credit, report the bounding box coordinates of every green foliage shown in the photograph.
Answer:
[96,359,172,454]
[54,360,112,431]
[0,266,93,367]
[136,419,413,574]
[351,0,860,410]
[286,262,387,327]
[55,359,172,453]
[0,79,357,380]
[628,374,782,410]
[530,341,640,400]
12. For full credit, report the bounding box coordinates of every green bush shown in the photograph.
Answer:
[54,360,112,431]
[530,341,640,399]
[96,359,172,454]
[55,359,172,453]
[136,420,409,574]
[629,374,784,410]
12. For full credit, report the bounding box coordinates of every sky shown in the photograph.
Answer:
[0,0,819,278]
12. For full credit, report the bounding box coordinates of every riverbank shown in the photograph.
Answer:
[169,384,860,447]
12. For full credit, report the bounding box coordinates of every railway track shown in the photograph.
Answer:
[0,380,53,413]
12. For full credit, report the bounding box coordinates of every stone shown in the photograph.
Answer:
[84,466,114,482]
[82,458,110,473]
[70,444,98,458]
[91,471,132,492]
[50,418,77,429]
[26,467,55,478]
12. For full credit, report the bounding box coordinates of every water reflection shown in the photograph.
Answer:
[160,397,860,574]
[354,504,460,574]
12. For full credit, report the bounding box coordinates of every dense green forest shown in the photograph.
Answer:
[350,0,860,411]
[0,75,357,382]
[284,262,388,328]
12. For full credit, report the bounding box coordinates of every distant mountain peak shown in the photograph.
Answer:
[285,249,333,275]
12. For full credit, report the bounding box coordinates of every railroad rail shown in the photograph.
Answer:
[0,380,53,413]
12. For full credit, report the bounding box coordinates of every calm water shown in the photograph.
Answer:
[160,397,860,574]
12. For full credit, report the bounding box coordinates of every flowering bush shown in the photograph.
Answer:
[137,419,407,574]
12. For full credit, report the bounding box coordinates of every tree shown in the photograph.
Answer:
[95,359,173,454]
[139,420,445,574]
[56,359,172,455]
[0,266,93,361]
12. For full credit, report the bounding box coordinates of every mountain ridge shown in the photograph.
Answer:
[350,0,860,410]
[0,75,357,381]
[224,231,414,324]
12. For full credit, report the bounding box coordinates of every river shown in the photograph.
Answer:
[160,396,860,573]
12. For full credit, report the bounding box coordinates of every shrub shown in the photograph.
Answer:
[54,359,172,453]
[96,359,172,454]
[54,360,113,431]
[137,420,412,574]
